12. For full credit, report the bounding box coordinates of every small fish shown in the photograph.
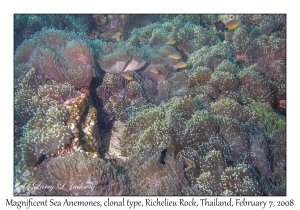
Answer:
[33,154,47,167]
[22,169,30,177]
[126,40,131,45]
[178,152,196,168]
[158,148,167,164]
[150,69,160,74]
[214,20,226,32]
[168,54,181,60]
[109,96,120,103]
[167,40,176,45]
[225,20,240,30]
[278,100,286,109]
[175,62,187,69]
[225,158,236,167]
[122,74,134,81]
[182,156,196,168]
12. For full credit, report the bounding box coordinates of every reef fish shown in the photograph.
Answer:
[167,40,176,45]
[126,40,131,45]
[109,96,121,103]
[175,62,187,69]
[179,152,196,168]
[278,99,286,109]
[34,154,47,167]
[168,54,181,60]
[150,69,160,74]
[225,20,240,30]
[214,20,226,32]
[122,74,134,81]
[159,148,167,164]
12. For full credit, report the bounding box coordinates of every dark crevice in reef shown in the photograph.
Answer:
[90,76,115,159]
[98,125,114,159]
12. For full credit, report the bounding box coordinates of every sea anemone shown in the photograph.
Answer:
[102,73,125,95]
[188,67,212,89]
[33,28,77,51]
[98,49,130,73]
[97,46,149,73]
[123,47,149,72]
[216,115,250,156]
[209,71,238,93]
[34,152,128,195]
[30,48,64,83]
[143,64,168,84]
[124,81,143,101]
[19,102,72,168]
[14,39,35,66]
[238,69,274,104]
[123,151,188,195]
[14,14,286,196]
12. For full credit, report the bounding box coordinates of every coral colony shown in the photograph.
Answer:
[14,14,286,195]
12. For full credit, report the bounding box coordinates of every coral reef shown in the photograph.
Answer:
[14,14,286,196]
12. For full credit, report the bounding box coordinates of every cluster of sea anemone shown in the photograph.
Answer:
[14,14,286,196]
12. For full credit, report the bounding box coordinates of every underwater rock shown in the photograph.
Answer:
[65,92,88,137]
[91,14,151,42]
[81,106,101,152]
